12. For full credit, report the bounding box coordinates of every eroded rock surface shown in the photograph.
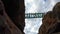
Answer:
[0,0,25,34]
[38,2,60,34]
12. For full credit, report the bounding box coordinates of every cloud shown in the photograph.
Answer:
[24,0,60,34]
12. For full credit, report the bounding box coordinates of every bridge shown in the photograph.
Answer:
[25,13,44,18]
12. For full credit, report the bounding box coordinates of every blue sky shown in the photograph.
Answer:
[24,0,60,34]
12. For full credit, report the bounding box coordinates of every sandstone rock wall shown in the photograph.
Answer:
[0,0,25,34]
[38,2,60,34]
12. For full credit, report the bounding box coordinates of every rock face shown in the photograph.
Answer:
[2,0,25,32]
[38,2,60,34]
[0,0,25,34]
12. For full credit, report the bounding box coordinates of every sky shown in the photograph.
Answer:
[24,0,60,34]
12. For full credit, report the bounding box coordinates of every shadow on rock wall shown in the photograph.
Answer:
[0,0,25,34]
